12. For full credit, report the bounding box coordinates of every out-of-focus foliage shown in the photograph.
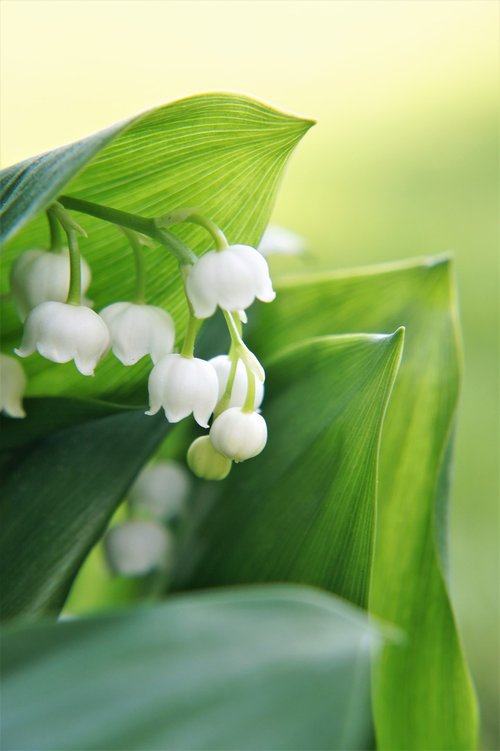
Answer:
[1,586,382,751]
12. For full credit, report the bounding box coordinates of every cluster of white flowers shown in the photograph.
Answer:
[1,209,276,481]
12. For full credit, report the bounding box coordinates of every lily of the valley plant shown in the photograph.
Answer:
[2,201,274,480]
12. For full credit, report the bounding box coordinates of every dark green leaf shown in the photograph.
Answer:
[0,407,169,621]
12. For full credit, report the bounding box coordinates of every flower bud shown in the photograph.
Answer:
[15,301,110,376]
[185,244,275,318]
[146,353,219,428]
[187,436,232,480]
[10,248,92,321]
[104,520,173,577]
[100,302,175,366]
[210,408,267,462]
[0,354,27,418]
[210,354,264,411]
[128,461,192,521]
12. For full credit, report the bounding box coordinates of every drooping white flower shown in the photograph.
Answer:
[210,408,268,462]
[10,248,92,321]
[187,436,232,481]
[210,354,264,411]
[99,302,175,366]
[146,353,218,428]
[128,461,192,521]
[15,301,110,376]
[104,520,173,577]
[0,354,27,418]
[258,225,306,257]
[185,244,275,318]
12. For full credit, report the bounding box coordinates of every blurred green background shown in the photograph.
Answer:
[1,1,498,745]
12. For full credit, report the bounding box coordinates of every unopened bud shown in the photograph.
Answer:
[187,436,232,480]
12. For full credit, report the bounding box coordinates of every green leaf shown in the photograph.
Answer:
[245,256,477,750]
[1,585,382,751]
[172,330,404,609]
[0,93,313,403]
[0,396,124,452]
[0,404,169,621]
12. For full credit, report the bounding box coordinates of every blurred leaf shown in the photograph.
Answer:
[1,585,382,751]
[172,330,404,609]
[245,256,477,750]
[0,93,313,402]
[0,405,169,621]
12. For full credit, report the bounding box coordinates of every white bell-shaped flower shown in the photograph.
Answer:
[128,461,192,521]
[15,301,110,376]
[258,225,306,257]
[146,353,218,428]
[10,248,92,321]
[210,354,264,411]
[104,520,173,577]
[0,354,27,418]
[210,408,268,462]
[185,244,276,318]
[187,436,232,481]
[99,302,175,366]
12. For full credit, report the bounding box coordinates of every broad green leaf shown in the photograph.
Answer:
[0,405,169,621]
[172,330,404,609]
[1,585,381,751]
[244,256,477,750]
[0,93,313,403]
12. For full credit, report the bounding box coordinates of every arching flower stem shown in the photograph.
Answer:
[66,229,82,305]
[222,309,265,383]
[242,364,256,414]
[214,351,240,417]
[180,315,202,358]
[57,195,197,266]
[48,204,87,305]
[120,227,147,304]
[156,208,229,252]
[46,209,63,252]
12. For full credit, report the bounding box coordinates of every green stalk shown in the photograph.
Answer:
[121,228,146,304]
[66,229,82,305]
[242,365,256,413]
[58,195,197,265]
[156,208,229,251]
[214,353,239,417]
[47,210,63,251]
[180,315,202,358]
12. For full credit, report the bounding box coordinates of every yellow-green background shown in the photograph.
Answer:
[1,1,498,746]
